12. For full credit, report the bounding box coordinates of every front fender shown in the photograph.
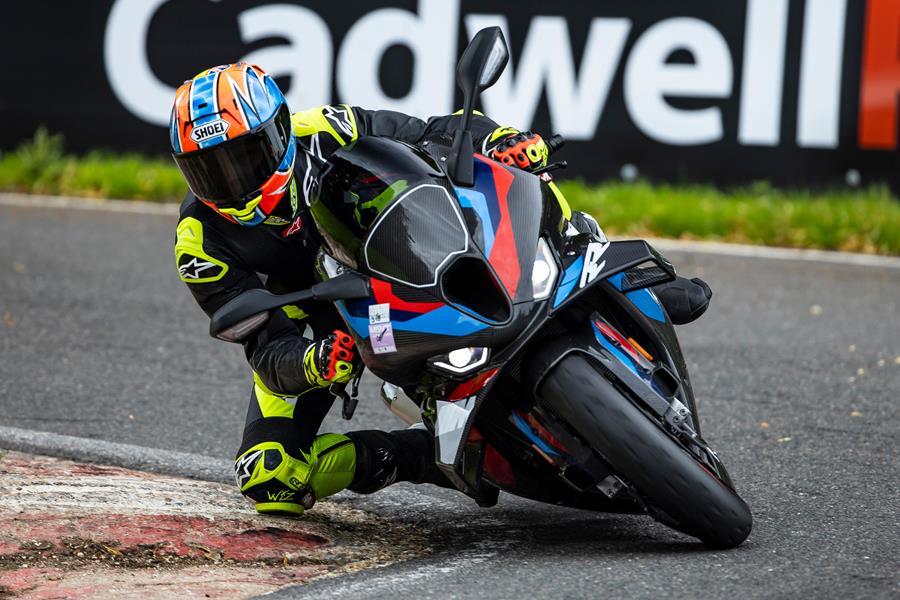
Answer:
[524,313,696,433]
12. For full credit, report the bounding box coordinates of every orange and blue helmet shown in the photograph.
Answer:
[170,63,297,226]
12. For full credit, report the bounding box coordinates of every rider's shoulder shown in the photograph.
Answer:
[290,104,358,146]
[175,194,228,248]
[178,193,217,228]
[174,194,233,284]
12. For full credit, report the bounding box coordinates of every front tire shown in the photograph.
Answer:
[540,354,752,548]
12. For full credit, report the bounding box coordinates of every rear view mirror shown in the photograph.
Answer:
[448,26,509,187]
[209,272,371,343]
[209,289,279,342]
[456,27,509,101]
[214,311,271,343]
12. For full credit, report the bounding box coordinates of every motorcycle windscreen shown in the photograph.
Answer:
[312,137,446,270]
[363,184,469,288]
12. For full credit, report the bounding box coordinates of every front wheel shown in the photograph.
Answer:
[540,355,752,548]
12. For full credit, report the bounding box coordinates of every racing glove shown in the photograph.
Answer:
[484,128,549,172]
[302,330,357,387]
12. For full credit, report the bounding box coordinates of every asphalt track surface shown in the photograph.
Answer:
[1,198,898,599]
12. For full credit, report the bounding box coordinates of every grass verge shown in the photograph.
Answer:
[559,180,900,256]
[2,129,898,255]
[0,129,186,201]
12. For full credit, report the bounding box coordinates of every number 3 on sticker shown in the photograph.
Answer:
[579,241,610,288]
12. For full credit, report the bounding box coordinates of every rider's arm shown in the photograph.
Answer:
[175,203,316,397]
[290,104,509,154]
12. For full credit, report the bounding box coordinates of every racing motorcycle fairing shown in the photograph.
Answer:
[316,138,549,386]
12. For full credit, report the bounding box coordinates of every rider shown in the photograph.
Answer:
[169,63,712,517]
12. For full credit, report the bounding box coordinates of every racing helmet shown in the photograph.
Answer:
[170,63,297,226]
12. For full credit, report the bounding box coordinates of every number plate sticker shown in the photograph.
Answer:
[368,303,397,353]
[369,322,397,354]
[369,303,391,324]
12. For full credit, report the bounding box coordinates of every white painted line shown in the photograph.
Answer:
[276,538,514,600]
[645,237,900,270]
[0,192,180,216]
[0,425,230,483]
[3,192,898,269]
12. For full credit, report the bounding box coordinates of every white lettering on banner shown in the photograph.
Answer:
[337,0,459,116]
[104,0,176,126]
[624,18,733,145]
[738,0,789,146]
[102,0,852,153]
[465,15,630,141]
[239,5,333,110]
[797,0,848,149]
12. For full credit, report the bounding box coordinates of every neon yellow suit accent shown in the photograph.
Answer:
[174,217,229,284]
[235,435,357,517]
[291,104,359,146]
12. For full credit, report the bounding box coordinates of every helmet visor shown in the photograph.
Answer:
[173,104,292,205]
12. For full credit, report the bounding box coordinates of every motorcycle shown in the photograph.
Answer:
[211,27,752,548]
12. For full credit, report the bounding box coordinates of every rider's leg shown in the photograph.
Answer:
[569,210,713,324]
[233,309,448,516]
[234,378,353,516]
[346,428,451,493]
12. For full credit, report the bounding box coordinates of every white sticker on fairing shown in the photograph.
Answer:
[579,241,611,288]
[369,322,397,354]
[369,303,391,324]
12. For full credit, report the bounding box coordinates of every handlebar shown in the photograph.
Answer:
[545,134,566,156]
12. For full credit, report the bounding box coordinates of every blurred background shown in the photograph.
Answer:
[1,0,897,253]
[3,0,899,187]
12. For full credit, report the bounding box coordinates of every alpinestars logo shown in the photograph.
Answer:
[179,257,218,279]
[282,215,303,238]
[579,241,611,288]
[323,105,354,141]
[234,449,263,488]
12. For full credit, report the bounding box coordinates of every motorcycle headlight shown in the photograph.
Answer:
[532,238,558,300]
[430,347,491,375]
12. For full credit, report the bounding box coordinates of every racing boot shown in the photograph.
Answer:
[346,428,452,493]
[567,211,712,325]
[234,433,357,517]
[651,276,713,325]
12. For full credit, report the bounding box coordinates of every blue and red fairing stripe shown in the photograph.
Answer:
[455,157,521,299]
[336,278,489,339]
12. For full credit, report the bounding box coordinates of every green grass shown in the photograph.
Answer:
[2,129,898,254]
[0,128,186,201]
[559,180,900,255]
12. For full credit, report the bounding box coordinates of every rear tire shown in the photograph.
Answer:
[540,354,752,548]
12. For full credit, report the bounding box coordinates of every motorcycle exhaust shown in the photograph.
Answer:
[381,382,421,426]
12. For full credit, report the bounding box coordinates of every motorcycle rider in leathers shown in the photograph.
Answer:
[169,63,713,516]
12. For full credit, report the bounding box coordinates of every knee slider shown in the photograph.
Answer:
[235,435,357,505]
[234,441,313,512]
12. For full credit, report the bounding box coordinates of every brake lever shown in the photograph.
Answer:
[332,365,365,420]
[533,160,568,176]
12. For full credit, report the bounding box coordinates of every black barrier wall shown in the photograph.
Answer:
[3,0,898,188]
